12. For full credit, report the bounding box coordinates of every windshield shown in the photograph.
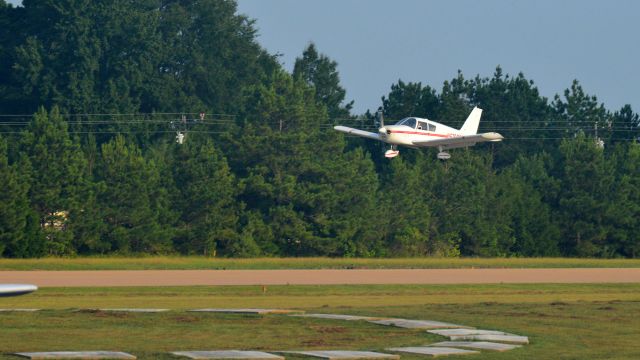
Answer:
[396,117,416,129]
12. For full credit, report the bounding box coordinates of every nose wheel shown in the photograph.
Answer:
[437,146,450,160]
[385,145,399,159]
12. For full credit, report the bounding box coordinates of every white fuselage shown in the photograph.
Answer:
[379,117,460,147]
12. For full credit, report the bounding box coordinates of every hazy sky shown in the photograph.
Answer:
[6,0,639,115]
[236,0,639,115]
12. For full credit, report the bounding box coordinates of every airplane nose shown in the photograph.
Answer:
[379,127,388,137]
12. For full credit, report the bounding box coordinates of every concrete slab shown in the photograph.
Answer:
[97,308,169,313]
[0,308,40,312]
[369,319,470,329]
[282,351,399,360]
[427,329,512,337]
[387,347,478,357]
[14,351,136,359]
[171,351,284,360]
[290,314,382,321]
[447,334,529,344]
[188,308,303,315]
[428,341,522,352]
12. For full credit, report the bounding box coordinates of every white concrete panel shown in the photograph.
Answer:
[428,329,511,336]
[98,309,169,313]
[171,351,284,359]
[369,319,469,329]
[188,308,302,314]
[428,341,521,351]
[387,347,478,356]
[447,334,529,344]
[282,351,399,360]
[290,314,381,321]
[14,351,136,359]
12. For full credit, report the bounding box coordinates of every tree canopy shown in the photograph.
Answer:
[0,0,638,258]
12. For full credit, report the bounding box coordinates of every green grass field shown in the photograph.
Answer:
[1,284,639,359]
[1,256,639,270]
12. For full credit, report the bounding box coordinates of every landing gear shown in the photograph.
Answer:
[437,146,450,160]
[176,131,185,144]
[176,131,184,145]
[385,145,399,159]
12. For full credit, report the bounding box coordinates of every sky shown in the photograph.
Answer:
[235,0,639,115]
[6,0,639,115]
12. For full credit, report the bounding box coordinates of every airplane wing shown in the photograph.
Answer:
[0,284,38,297]
[334,126,381,141]
[412,132,503,148]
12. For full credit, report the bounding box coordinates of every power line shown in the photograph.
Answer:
[0,112,236,118]
[1,112,638,125]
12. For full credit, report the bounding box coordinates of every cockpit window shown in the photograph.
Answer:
[417,121,436,132]
[398,117,416,129]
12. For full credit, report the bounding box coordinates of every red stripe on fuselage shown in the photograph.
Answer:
[387,130,456,138]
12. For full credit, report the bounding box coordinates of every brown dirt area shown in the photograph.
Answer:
[0,268,639,287]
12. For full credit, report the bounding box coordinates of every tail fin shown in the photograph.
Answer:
[460,107,482,135]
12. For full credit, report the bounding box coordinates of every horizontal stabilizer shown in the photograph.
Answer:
[334,126,381,141]
[412,132,503,148]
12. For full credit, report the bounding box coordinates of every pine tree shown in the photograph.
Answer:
[0,137,43,257]
[556,134,613,256]
[97,135,170,253]
[381,80,440,120]
[20,107,86,255]
[293,43,353,119]
[497,160,560,256]
[605,143,640,257]
[379,157,433,256]
[172,138,239,256]
[428,151,508,256]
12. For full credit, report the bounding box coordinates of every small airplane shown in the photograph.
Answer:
[334,107,503,159]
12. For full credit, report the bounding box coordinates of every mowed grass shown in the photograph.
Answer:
[1,284,639,359]
[1,256,639,270]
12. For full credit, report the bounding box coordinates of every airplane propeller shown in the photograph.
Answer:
[375,108,384,128]
[375,109,398,158]
[376,109,388,137]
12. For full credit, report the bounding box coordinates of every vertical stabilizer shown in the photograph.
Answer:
[460,107,482,135]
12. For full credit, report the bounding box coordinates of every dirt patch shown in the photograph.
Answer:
[77,309,130,318]
[309,325,348,334]
[173,315,200,323]
[550,301,568,306]
[302,339,328,347]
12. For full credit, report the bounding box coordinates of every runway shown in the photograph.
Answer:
[0,268,639,287]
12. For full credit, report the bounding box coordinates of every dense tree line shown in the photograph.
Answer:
[0,0,638,258]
